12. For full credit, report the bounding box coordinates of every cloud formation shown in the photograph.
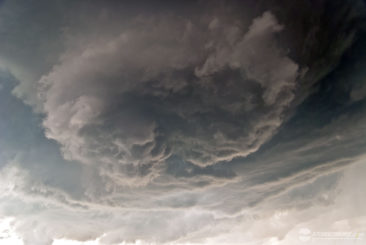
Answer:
[0,0,366,244]
[36,10,302,187]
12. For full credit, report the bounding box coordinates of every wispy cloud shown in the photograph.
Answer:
[0,0,365,244]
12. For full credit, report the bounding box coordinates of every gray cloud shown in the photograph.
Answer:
[35,9,302,188]
[1,0,366,244]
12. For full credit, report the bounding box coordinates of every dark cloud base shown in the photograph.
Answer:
[0,0,366,244]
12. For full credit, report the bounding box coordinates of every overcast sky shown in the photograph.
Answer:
[0,0,366,244]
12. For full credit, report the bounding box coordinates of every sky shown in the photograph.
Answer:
[0,0,366,244]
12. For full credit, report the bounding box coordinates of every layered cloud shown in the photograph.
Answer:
[0,0,366,244]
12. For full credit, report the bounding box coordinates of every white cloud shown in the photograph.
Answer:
[0,1,365,244]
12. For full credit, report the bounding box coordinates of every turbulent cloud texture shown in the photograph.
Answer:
[0,0,366,244]
[37,10,301,185]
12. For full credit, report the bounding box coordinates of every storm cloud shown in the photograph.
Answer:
[0,0,366,244]
[36,9,302,186]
